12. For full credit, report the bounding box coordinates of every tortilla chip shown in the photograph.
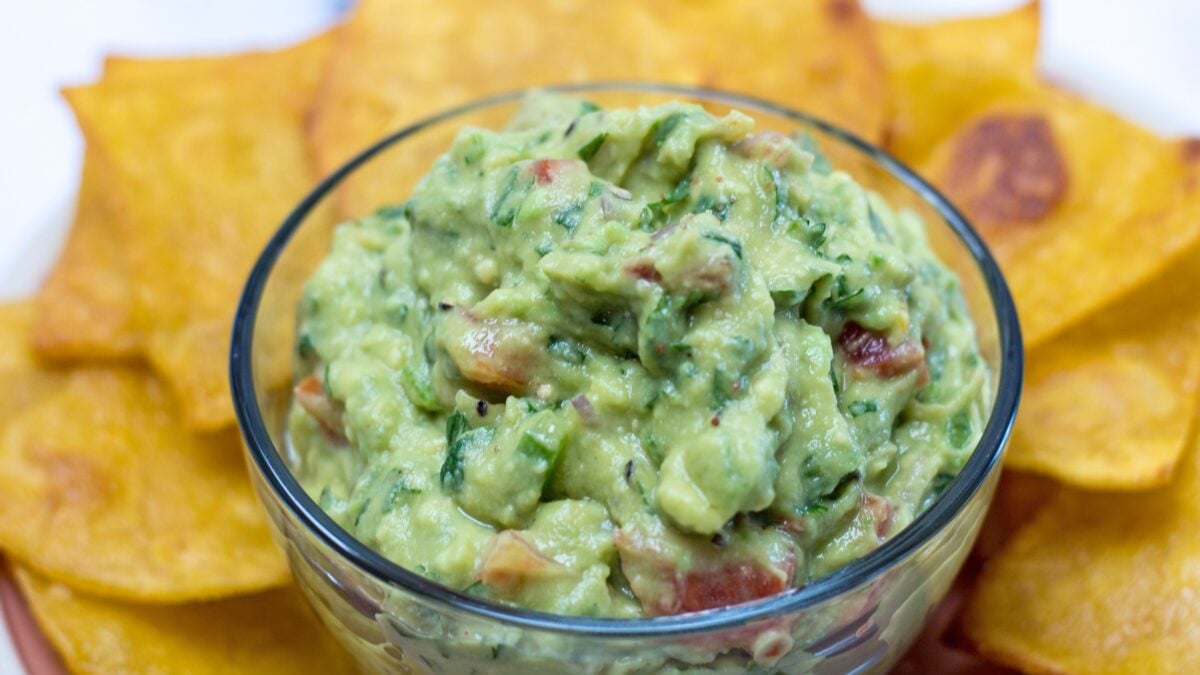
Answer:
[34,34,336,364]
[61,35,331,430]
[964,415,1200,673]
[311,0,886,215]
[921,93,1200,348]
[973,469,1059,561]
[0,365,288,601]
[32,152,139,359]
[876,3,1040,165]
[16,568,354,674]
[0,302,69,429]
[875,2,1039,73]
[0,301,36,372]
[1008,232,1200,488]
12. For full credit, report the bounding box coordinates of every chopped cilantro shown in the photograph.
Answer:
[646,176,691,220]
[489,166,521,227]
[930,472,955,498]
[577,132,608,161]
[383,473,420,512]
[297,333,317,362]
[439,411,475,491]
[692,194,733,221]
[701,232,744,259]
[828,274,866,310]
[553,202,585,230]
[547,336,586,365]
[848,400,878,416]
[766,165,793,224]
[353,499,372,527]
[710,366,747,410]
[790,215,826,250]
[652,112,686,148]
[948,410,973,449]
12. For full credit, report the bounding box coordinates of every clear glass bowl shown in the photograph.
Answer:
[231,83,1022,674]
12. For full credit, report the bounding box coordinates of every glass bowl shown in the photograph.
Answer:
[231,83,1022,674]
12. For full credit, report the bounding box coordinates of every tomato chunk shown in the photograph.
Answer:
[294,373,345,442]
[439,309,543,396]
[837,321,927,381]
[675,560,792,614]
[614,528,795,616]
[529,158,581,186]
[862,492,894,539]
[477,531,565,593]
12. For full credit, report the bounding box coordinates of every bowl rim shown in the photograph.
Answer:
[230,81,1023,638]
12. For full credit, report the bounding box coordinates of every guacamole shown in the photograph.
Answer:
[289,93,988,619]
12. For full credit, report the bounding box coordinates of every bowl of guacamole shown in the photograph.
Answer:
[232,84,1022,674]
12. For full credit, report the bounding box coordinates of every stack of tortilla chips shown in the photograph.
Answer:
[0,1,1196,671]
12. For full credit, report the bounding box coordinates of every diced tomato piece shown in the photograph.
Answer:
[442,310,541,396]
[614,529,795,616]
[862,492,894,539]
[529,158,580,186]
[624,260,663,283]
[837,321,928,381]
[477,531,565,593]
[688,255,736,295]
[629,226,737,297]
[675,559,792,614]
[294,373,345,442]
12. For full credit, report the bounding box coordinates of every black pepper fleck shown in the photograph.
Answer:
[438,301,453,311]
[623,459,634,484]
[475,400,488,417]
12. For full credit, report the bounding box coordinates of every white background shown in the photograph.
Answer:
[0,0,1195,670]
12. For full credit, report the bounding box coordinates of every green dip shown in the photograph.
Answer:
[289,93,989,619]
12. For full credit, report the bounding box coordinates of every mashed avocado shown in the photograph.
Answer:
[289,93,988,619]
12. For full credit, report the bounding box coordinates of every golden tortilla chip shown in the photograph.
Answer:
[921,94,1200,348]
[0,304,69,430]
[0,302,67,425]
[875,2,1039,73]
[33,34,335,364]
[1009,233,1200,488]
[0,301,36,372]
[32,152,139,359]
[0,366,288,601]
[16,568,354,674]
[973,469,1059,561]
[964,415,1200,673]
[62,34,331,430]
[311,0,886,215]
[876,3,1039,165]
